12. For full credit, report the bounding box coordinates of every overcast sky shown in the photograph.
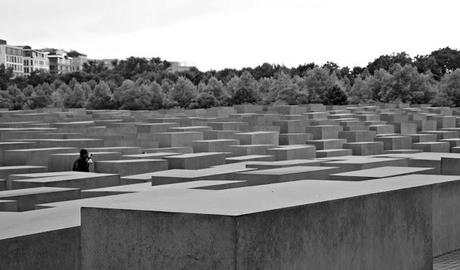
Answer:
[1,0,459,71]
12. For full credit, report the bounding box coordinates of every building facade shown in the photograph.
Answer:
[45,49,72,74]
[0,39,24,76]
[22,46,49,76]
[70,55,88,72]
[167,61,193,72]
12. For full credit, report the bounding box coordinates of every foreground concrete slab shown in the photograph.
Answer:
[80,179,433,270]
[329,166,435,181]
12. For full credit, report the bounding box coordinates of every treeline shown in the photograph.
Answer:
[1,48,460,110]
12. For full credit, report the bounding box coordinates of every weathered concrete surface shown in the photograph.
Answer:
[0,227,80,270]
[80,180,432,270]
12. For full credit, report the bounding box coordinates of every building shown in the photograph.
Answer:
[67,50,88,72]
[167,61,194,72]
[70,55,88,72]
[0,39,24,76]
[43,49,72,74]
[40,49,88,74]
[21,46,49,76]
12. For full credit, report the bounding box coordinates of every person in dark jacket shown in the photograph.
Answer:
[72,149,91,172]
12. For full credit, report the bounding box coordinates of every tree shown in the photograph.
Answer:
[27,85,51,109]
[349,77,372,104]
[81,82,92,99]
[22,85,34,97]
[258,77,275,104]
[225,76,241,97]
[251,63,277,80]
[367,52,413,74]
[322,85,348,105]
[437,69,460,106]
[63,83,86,108]
[204,76,228,104]
[147,81,164,110]
[7,85,25,110]
[231,71,259,105]
[117,80,164,110]
[232,87,258,105]
[0,90,12,108]
[367,69,393,102]
[274,72,301,105]
[429,47,460,75]
[113,79,135,106]
[67,50,86,58]
[304,67,337,103]
[0,64,14,90]
[50,90,64,108]
[160,79,174,95]
[169,77,197,108]
[86,81,114,109]
[191,92,218,109]
[384,64,436,104]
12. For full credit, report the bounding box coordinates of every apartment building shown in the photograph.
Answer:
[0,39,24,76]
[167,61,193,72]
[69,54,88,72]
[44,49,72,74]
[22,46,49,76]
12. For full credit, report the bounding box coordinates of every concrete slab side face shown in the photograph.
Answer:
[234,187,432,270]
[81,208,236,270]
[81,186,432,270]
[432,180,460,256]
[0,227,80,270]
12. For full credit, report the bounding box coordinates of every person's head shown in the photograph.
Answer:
[80,149,88,159]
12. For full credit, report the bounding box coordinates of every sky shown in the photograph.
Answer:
[1,0,459,71]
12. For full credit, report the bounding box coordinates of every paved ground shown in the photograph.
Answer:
[434,250,460,270]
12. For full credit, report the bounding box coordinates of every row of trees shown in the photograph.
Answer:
[1,47,460,110]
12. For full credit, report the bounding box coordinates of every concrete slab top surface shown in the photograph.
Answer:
[270,145,315,149]
[13,173,118,183]
[381,152,460,160]
[5,147,76,152]
[122,152,177,158]
[164,152,226,158]
[246,159,322,167]
[151,164,253,178]
[51,151,119,156]
[330,166,434,178]
[0,165,46,171]
[323,157,407,165]
[9,171,87,179]
[226,154,273,160]
[84,180,242,193]
[236,131,278,135]
[87,147,141,150]
[0,187,79,197]
[96,159,165,163]
[0,181,242,240]
[0,141,37,145]
[82,174,460,216]
[239,166,339,175]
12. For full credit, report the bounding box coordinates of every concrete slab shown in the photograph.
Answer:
[330,166,435,181]
[95,159,168,176]
[164,152,227,169]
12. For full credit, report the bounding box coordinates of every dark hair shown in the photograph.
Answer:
[80,149,88,157]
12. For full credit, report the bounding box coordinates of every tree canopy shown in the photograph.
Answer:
[2,47,460,110]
